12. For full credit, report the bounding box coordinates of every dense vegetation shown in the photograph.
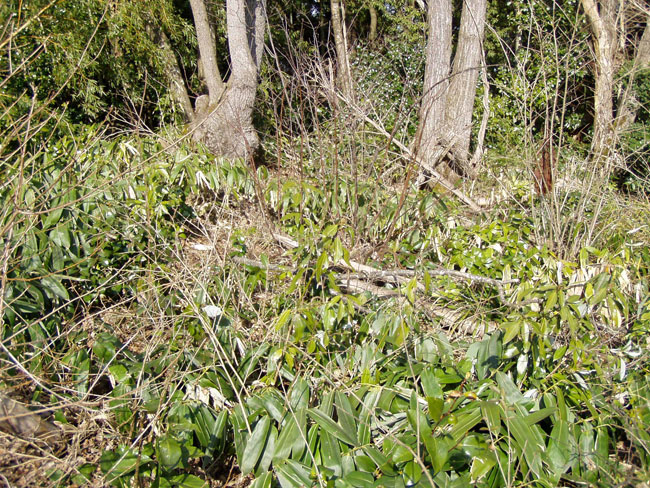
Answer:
[1,1,649,487]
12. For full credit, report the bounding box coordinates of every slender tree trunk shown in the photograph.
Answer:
[189,0,225,104]
[331,0,353,100]
[369,4,377,43]
[443,0,487,172]
[582,0,620,159]
[416,0,452,163]
[190,0,266,159]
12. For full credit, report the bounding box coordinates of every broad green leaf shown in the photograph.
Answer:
[427,397,444,423]
[470,451,496,483]
[344,471,374,487]
[40,276,69,300]
[404,460,422,485]
[354,454,376,472]
[274,409,307,462]
[167,474,208,488]
[275,460,312,488]
[289,378,310,411]
[100,447,151,480]
[256,426,277,476]
[504,406,545,478]
[335,392,358,444]
[524,407,556,426]
[425,435,450,473]
[241,416,271,475]
[308,407,358,446]
[495,372,526,406]
[449,405,482,444]
[481,401,500,432]
[364,446,395,476]
[547,419,570,474]
[157,436,182,470]
[250,472,273,488]
[358,390,379,445]
[320,429,343,477]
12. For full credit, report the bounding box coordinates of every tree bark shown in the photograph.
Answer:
[190,0,266,159]
[416,0,486,178]
[369,4,377,43]
[443,0,487,171]
[581,0,620,159]
[331,0,353,100]
[582,0,650,165]
[416,0,452,163]
[189,0,225,104]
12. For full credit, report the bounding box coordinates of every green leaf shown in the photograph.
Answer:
[335,392,358,444]
[449,405,482,444]
[504,406,545,478]
[358,390,379,446]
[241,416,271,475]
[50,226,71,249]
[425,435,450,473]
[470,451,496,483]
[524,407,556,426]
[427,397,444,423]
[40,276,69,301]
[100,446,151,480]
[274,409,307,462]
[547,419,570,474]
[256,426,277,476]
[157,436,182,470]
[167,474,208,488]
[250,472,273,488]
[344,471,375,487]
[275,460,312,488]
[320,429,343,476]
[364,446,395,476]
[289,378,310,411]
[308,407,358,446]
[355,454,376,472]
[480,401,500,432]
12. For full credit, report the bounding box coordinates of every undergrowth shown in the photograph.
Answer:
[1,120,649,487]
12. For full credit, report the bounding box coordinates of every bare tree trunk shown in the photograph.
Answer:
[331,0,353,100]
[369,4,377,43]
[416,0,452,163]
[416,0,486,179]
[582,0,621,160]
[190,0,266,159]
[443,0,487,172]
[189,0,225,104]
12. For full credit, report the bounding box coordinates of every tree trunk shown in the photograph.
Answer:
[443,0,487,172]
[369,4,377,43]
[190,0,266,159]
[331,0,353,100]
[189,0,225,104]
[416,0,452,164]
[416,0,487,178]
[581,0,620,158]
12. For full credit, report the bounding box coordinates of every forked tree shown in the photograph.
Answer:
[416,0,487,178]
[189,0,266,159]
